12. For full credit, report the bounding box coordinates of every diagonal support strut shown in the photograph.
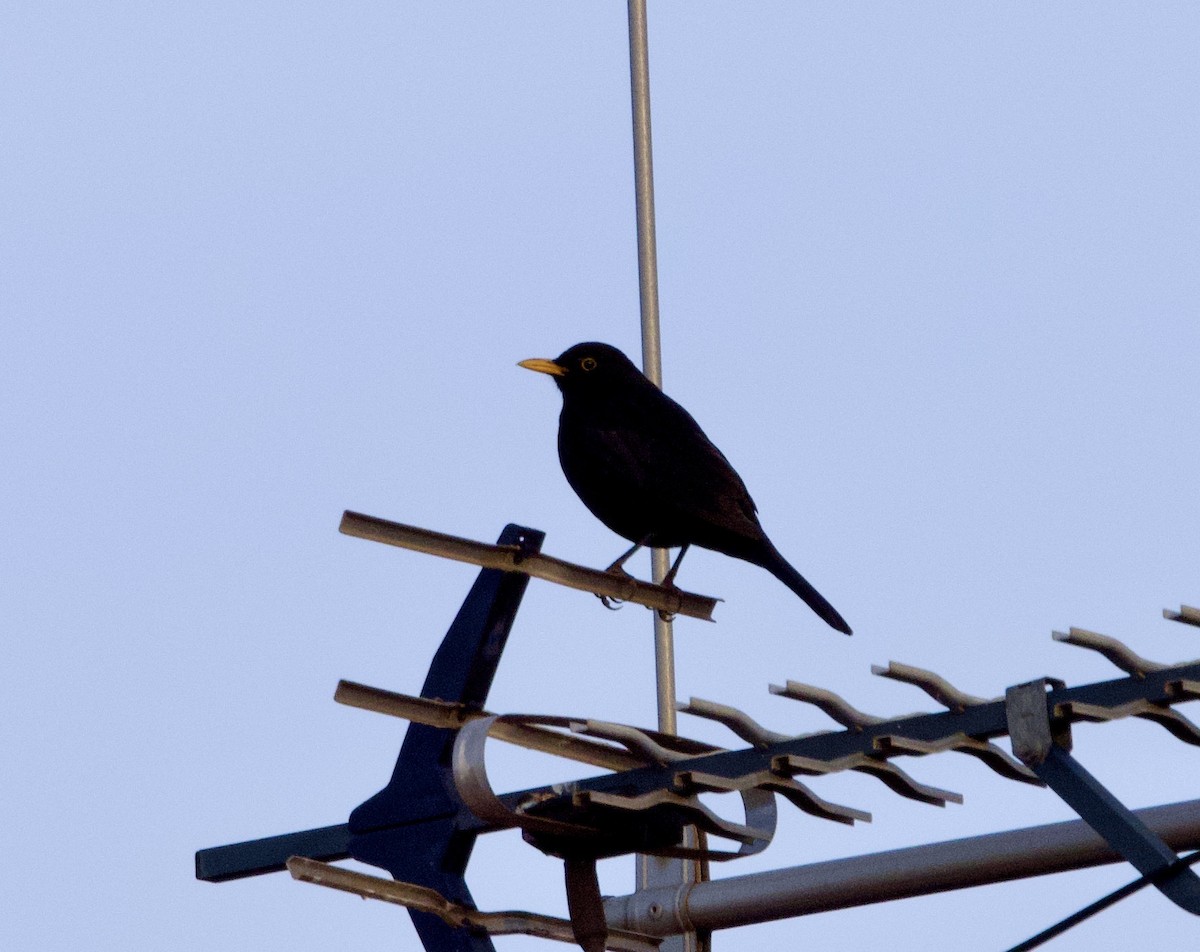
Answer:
[1006,679,1200,915]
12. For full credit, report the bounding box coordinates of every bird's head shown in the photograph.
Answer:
[518,342,641,394]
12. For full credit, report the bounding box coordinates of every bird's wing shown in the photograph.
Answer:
[657,419,765,536]
[597,395,765,541]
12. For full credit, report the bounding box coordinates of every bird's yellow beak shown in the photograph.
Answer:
[518,358,567,377]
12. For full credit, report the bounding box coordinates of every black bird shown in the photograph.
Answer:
[519,342,852,634]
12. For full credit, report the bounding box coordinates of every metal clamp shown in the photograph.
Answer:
[451,713,779,862]
[1006,678,1200,915]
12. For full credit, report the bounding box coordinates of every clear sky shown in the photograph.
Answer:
[4,3,1199,951]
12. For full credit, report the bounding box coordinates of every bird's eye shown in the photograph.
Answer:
[580,357,597,372]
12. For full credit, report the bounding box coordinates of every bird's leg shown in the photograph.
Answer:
[598,537,650,610]
[661,543,690,589]
[603,540,645,577]
[653,544,690,621]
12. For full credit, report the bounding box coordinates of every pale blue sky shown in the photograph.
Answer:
[4,3,1199,951]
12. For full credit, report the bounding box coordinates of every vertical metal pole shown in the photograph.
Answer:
[627,7,706,951]
[626,0,676,739]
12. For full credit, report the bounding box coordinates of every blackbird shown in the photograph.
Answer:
[519,342,852,634]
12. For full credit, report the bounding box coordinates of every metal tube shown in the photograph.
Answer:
[604,797,1200,935]
[338,511,718,621]
[626,10,702,951]
[628,0,662,390]
[627,0,674,740]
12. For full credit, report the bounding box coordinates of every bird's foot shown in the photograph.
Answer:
[657,571,686,624]
[655,579,681,622]
[598,562,635,608]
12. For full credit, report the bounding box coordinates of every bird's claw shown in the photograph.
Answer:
[599,563,635,609]
[656,579,681,622]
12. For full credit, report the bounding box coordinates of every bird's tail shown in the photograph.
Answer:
[759,543,852,635]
